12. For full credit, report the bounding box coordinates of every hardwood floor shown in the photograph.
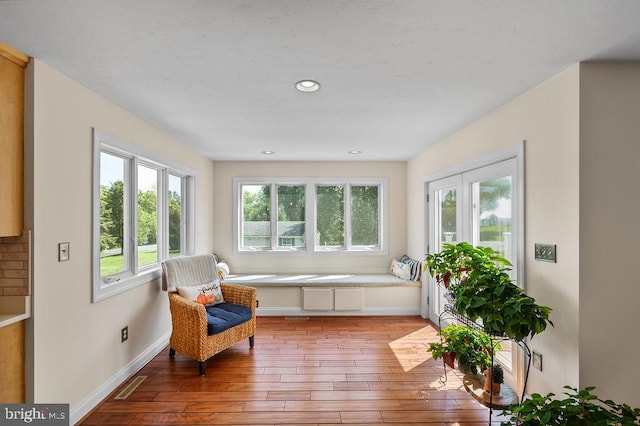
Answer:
[79,316,507,425]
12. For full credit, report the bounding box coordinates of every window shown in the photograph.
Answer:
[350,185,380,247]
[315,184,380,250]
[235,178,386,254]
[93,129,196,302]
[168,174,185,257]
[277,185,306,248]
[315,185,344,248]
[241,184,272,248]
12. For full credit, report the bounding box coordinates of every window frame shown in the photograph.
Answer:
[92,129,196,302]
[233,177,387,255]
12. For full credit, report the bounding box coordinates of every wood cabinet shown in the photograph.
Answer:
[0,42,28,237]
[0,320,25,402]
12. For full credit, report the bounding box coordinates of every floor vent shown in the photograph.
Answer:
[114,375,147,400]
[285,316,310,321]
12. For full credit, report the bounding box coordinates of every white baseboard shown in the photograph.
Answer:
[70,331,170,425]
[257,307,421,316]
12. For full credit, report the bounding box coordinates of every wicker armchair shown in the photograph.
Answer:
[162,254,256,375]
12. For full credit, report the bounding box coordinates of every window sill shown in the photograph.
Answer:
[93,267,162,302]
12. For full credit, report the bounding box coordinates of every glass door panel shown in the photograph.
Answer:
[464,159,518,379]
[476,176,515,371]
[436,186,458,316]
[473,176,513,265]
[426,175,461,323]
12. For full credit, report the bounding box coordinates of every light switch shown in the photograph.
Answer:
[532,351,543,371]
[58,242,70,262]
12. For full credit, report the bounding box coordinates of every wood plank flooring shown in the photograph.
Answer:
[79,316,507,425]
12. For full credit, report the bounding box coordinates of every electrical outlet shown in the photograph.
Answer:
[256,299,259,308]
[121,326,128,343]
[532,351,542,371]
[534,243,556,263]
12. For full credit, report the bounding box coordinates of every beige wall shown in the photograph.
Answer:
[212,161,407,274]
[407,65,582,398]
[25,60,214,414]
[579,63,640,405]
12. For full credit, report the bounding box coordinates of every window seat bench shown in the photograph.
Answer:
[223,273,420,287]
[222,274,421,316]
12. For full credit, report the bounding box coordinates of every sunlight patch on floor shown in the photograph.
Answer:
[387,325,438,372]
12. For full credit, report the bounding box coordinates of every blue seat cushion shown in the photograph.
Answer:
[205,303,253,335]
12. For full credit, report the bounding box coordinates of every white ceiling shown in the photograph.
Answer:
[2,1,640,162]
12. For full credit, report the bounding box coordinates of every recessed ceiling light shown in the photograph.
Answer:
[348,150,362,155]
[295,80,321,93]
[261,150,275,155]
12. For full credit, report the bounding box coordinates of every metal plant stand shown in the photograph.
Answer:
[437,305,532,423]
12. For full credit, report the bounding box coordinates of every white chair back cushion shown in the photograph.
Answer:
[162,254,217,292]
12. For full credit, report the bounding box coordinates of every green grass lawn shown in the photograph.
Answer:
[479,224,511,242]
[100,250,181,277]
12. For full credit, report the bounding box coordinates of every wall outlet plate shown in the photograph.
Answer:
[534,243,556,263]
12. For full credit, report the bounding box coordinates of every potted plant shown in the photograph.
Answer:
[424,242,554,341]
[427,339,456,369]
[424,242,507,300]
[483,363,504,395]
[427,324,498,375]
[499,386,640,425]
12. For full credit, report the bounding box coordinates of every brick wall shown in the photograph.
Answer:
[0,230,30,296]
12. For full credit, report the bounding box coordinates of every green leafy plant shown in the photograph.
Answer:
[499,386,640,425]
[427,323,499,375]
[424,242,553,341]
[424,242,510,294]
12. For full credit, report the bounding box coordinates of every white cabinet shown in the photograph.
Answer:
[302,287,364,311]
[334,288,364,311]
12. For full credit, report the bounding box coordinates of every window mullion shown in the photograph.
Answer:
[123,155,133,274]
[159,169,168,259]
[180,177,186,254]
[130,157,139,274]
[178,174,188,256]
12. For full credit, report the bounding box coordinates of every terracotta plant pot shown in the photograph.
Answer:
[483,368,502,395]
[443,352,456,369]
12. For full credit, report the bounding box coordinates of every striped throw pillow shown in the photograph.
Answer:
[400,255,422,282]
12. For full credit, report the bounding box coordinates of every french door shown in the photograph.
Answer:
[425,157,522,388]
